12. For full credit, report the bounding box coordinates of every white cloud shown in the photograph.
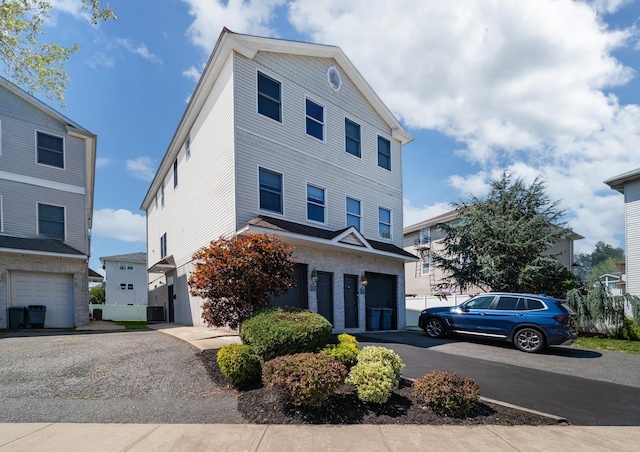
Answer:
[92,208,146,242]
[95,157,111,168]
[86,51,115,69]
[589,0,635,14]
[403,200,452,228]
[49,0,91,23]
[183,65,202,82]
[126,157,157,182]
[182,0,287,51]
[115,38,162,64]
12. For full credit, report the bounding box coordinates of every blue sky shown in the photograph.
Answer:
[27,0,640,273]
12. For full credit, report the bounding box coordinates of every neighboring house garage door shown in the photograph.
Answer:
[10,272,74,328]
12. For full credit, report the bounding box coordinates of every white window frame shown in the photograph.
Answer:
[256,70,283,123]
[377,135,391,171]
[173,159,178,189]
[378,206,392,240]
[160,183,165,208]
[421,258,430,276]
[160,232,167,259]
[306,183,326,224]
[127,283,134,290]
[0,119,3,156]
[0,195,3,233]
[346,196,361,230]
[258,166,284,215]
[420,228,430,246]
[305,97,325,141]
[345,118,361,158]
[35,130,65,170]
[119,262,126,270]
[37,202,66,241]
[185,134,191,159]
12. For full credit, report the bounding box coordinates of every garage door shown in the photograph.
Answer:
[11,272,74,328]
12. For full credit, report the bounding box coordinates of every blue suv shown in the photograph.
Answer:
[418,293,577,353]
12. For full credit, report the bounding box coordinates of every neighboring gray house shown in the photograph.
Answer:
[141,29,417,332]
[0,76,96,328]
[605,168,640,297]
[404,209,583,296]
[99,252,147,305]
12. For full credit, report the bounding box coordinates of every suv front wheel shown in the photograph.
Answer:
[514,327,545,353]
[424,318,446,338]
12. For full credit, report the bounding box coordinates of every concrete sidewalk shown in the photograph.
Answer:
[147,322,242,349]
[1,423,639,451]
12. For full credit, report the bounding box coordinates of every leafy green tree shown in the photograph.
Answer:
[433,172,580,296]
[0,1,115,104]
[574,241,624,282]
[89,284,105,304]
[188,233,296,329]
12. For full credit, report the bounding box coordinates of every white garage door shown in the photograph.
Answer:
[11,272,74,328]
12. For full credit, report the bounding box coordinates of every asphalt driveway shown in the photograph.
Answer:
[0,330,244,424]
[356,330,640,426]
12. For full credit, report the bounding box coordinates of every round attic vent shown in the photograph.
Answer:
[327,66,342,91]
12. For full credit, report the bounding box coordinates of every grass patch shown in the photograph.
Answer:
[573,337,640,355]
[113,320,148,330]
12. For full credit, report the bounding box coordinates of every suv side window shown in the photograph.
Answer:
[495,296,523,310]
[525,299,545,310]
[465,296,495,310]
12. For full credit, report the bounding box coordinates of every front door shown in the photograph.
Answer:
[317,272,333,325]
[271,263,309,309]
[343,275,359,328]
[168,284,175,323]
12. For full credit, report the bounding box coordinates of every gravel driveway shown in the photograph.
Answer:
[0,330,244,423]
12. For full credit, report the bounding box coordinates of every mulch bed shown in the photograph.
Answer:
[197,349,560,426]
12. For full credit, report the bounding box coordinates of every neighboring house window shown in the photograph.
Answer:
[0,195,3,233]
[420,228,430,246]
[119,263,134,270]
[257,72,281,122]
[160,184,165,207]
[127,263,134,270]
[378,207,391,239]
[259,167,283,213]
[421,259,430,275]
[37,132,64,168]
[305,99,324,140]
[38,203,65,240]
[128,284,134,290]
[0,119,3,156]
[173,159,178,188]
[185,135,191,159]
[160,233,167,259]
[307,184,325,223]
[346,197,361,230]
[377,136,391,170]
[345,119,361,157]
[120,283,126,290]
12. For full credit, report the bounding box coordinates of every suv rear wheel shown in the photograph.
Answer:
[514,327,545,353]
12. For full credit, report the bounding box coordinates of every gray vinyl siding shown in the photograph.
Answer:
[146,54,236,269]
[0,87,64,132]
[0,114,86,187]
[625,180,640,296]
[233,52,404,245]
[0,179,87,253]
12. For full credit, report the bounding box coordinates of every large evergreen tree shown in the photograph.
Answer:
[433,172,579,297]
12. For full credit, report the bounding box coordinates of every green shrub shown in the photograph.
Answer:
[413,371,480,417]
[240,307,333,361]
[612,318,640,341]
[357,346,404,382]
[262,353,347,407]
[216,344,261,386]
[346,361,397,404]
[321,334,359,369]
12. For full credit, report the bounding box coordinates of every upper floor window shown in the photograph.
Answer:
[259,167,283,213]
[37,132,64,168]
[307,184,325,223]
[378,207,391,240]
[38,203,65,240]
[377,136,391,170]
[160,233,167,259]
[345,119,361,157]
[173,159,178,188]
[119,263,134,270]
[305,99,324,140]
[185,135,191,159]
[257,72,281,122]
[0,196,3,232]
[160,183,165,207]
[421,259,430,275]
[346,197,361,230]
[419,228,430,246]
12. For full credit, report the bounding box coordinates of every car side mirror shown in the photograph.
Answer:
[460,306,470,312]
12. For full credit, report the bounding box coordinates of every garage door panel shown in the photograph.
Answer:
[11,272,74,328]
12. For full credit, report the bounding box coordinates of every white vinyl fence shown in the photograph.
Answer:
[405,294,471,328]
[89,304,147,321]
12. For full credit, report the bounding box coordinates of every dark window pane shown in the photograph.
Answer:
[258,73,281,122]
[467,296,494,309]
[307,185,324,204]
[378,136,391,170]
[259,168,282,213]
[495,296,520,310]
[379,223,391,239]
[307,203,324,222]
[260,191,282,213]
[37,132,64,168]
[38,204,64,240]
[526,299,544,310]
[347,214,360,229]
[345,119,361,157]
[347,197,361,216]
[306,99,323,121]
[258,73,280,99]
[306,118,323,140]
[378,207,391,224]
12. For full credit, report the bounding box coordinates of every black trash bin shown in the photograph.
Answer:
[27,305,46,328]
[366,308,382,331]
[8,306,28,329]
[146,306,165,322]
[93,308,103,321]
[380,308,393,330]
